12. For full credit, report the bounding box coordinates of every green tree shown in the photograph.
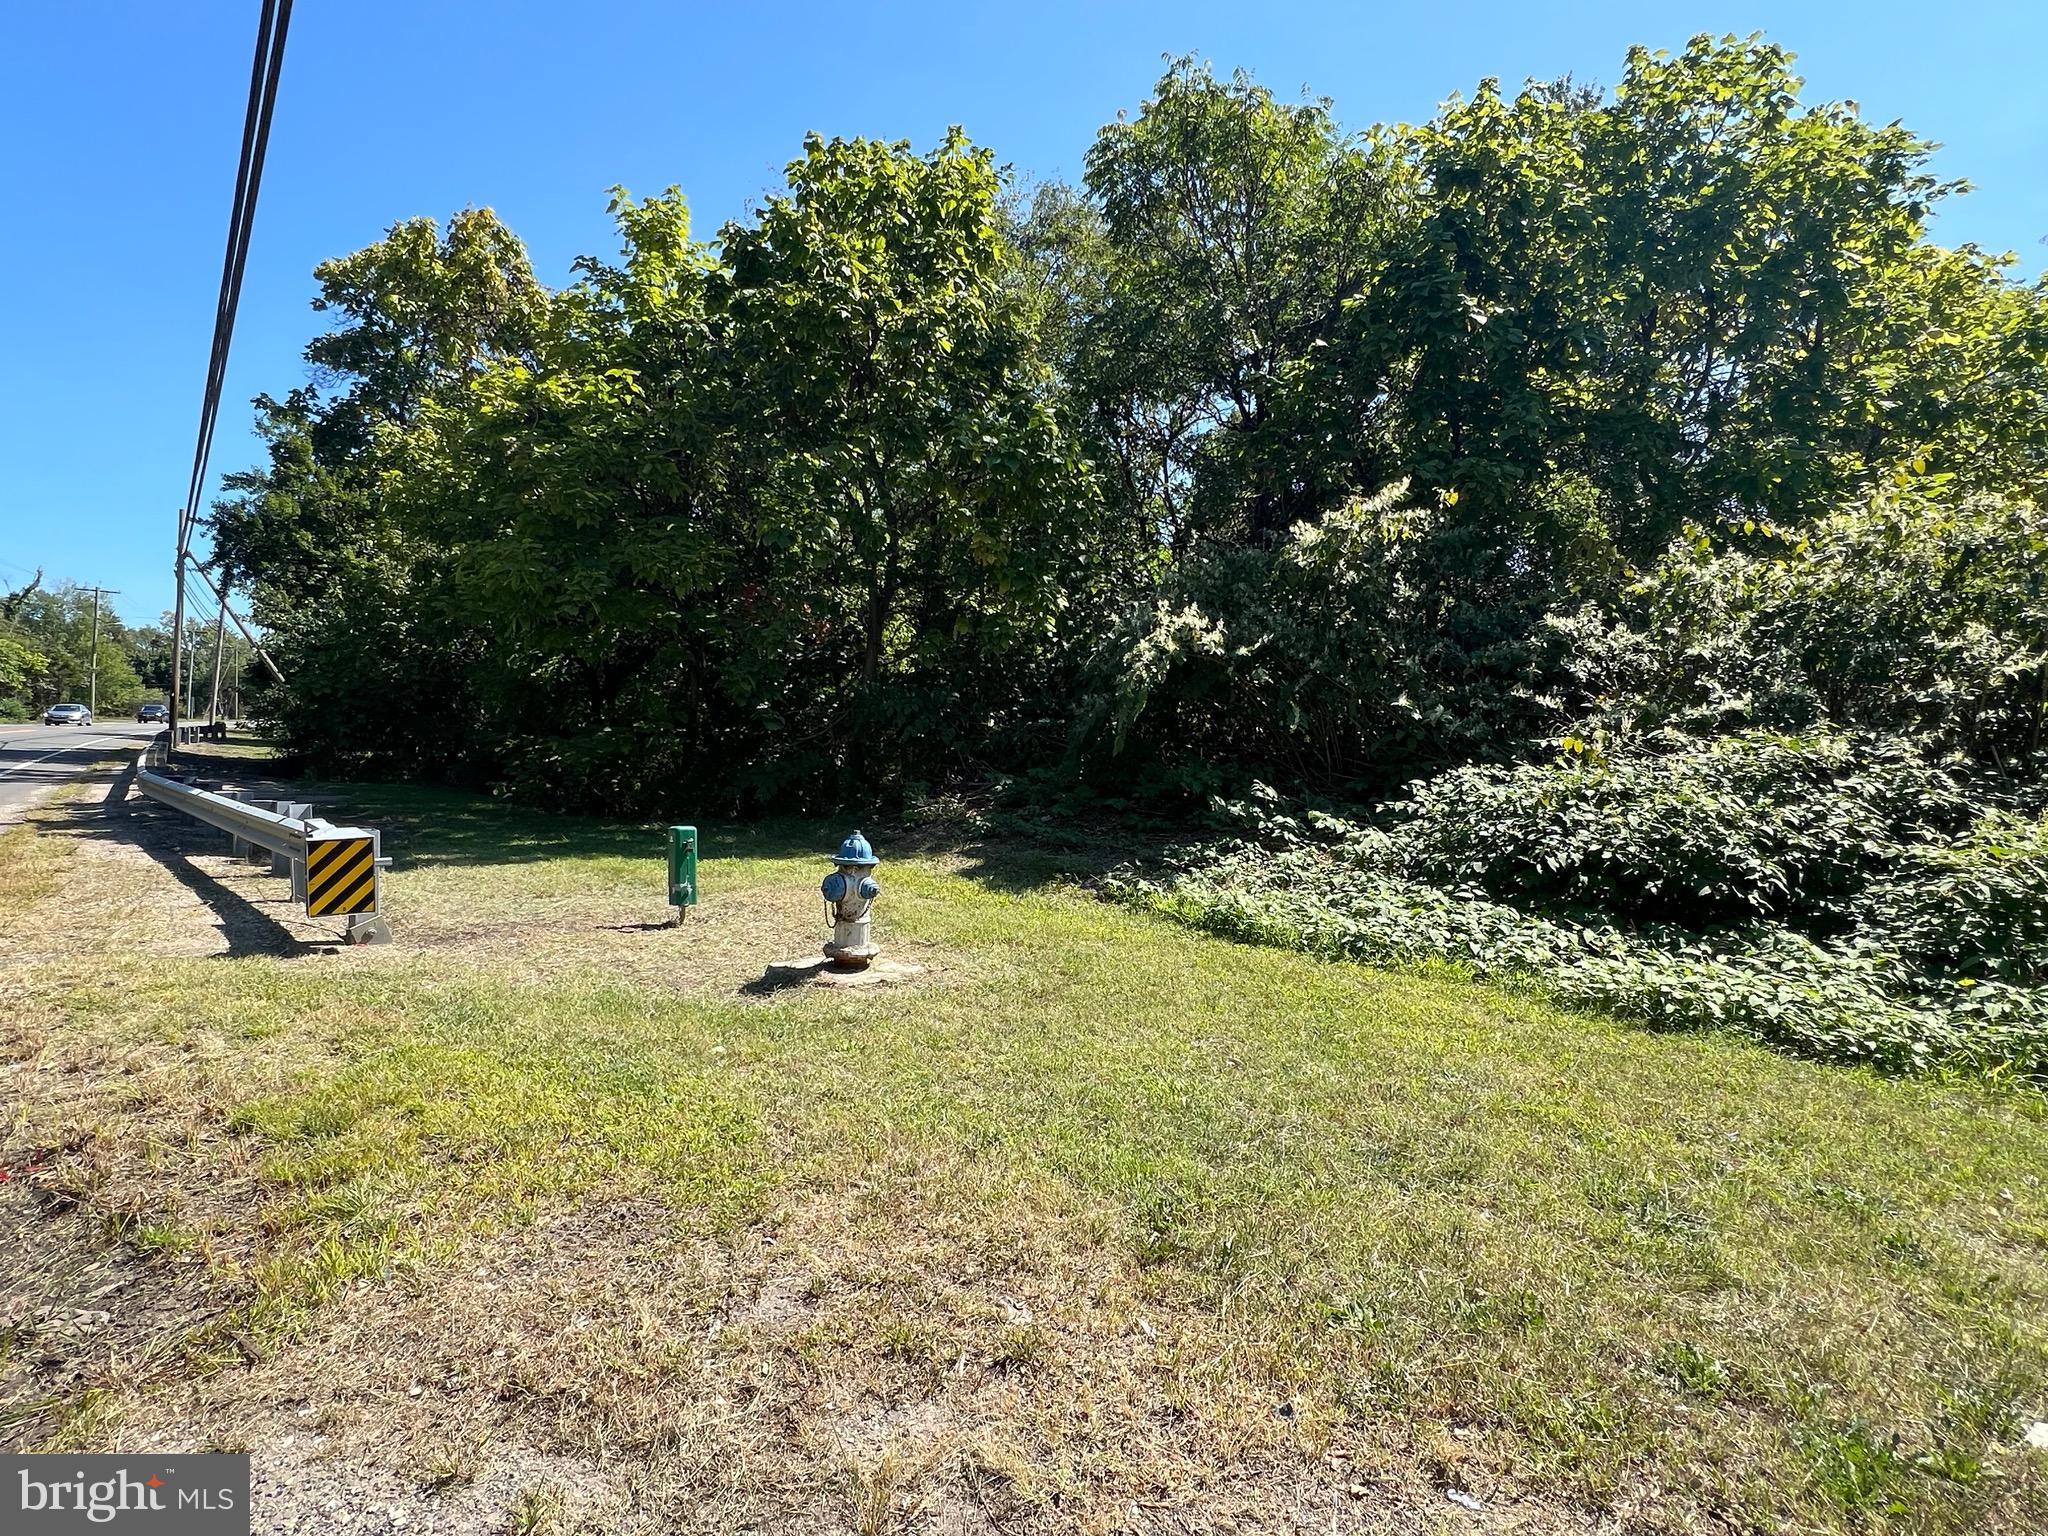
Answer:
[717,131,1096,690]
[209,208,550,777]
[303,206,549,434]
[1074,59,1410,548]
[396,189,758,805]
[204,40,2048,817]
[0,634,47,708]
[0,585,144,711]
[218,140,1113,810]
[1366,35,1998,565]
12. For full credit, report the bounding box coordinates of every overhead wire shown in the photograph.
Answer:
[186,560,282,683]
[180,0,293,560]
[181,579,221,633]
[169,0,293,741]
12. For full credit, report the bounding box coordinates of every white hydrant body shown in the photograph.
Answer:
[821,830,881,967]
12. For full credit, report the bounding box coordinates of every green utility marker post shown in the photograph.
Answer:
[667,825,699,924]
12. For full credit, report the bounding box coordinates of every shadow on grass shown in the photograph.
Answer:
[948,838,1132,894]
[738,967,816,998]
[304,782,830,871]
[938,809,1156,893]
[33,759,319,958]
[349,786,1154,895]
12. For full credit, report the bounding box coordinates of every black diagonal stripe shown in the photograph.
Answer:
[308,845,371,894]
[308,849,373,908]
[306,838,351,874]
[323,864,378,915]
[307,838,362,875]
[309,869,372,917]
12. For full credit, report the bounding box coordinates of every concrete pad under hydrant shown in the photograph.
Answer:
[760,954,925,989]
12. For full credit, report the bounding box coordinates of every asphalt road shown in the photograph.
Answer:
[0,720,155,821]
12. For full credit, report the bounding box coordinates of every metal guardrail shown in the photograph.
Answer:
[135,733,392,944]
[165,722,230,746]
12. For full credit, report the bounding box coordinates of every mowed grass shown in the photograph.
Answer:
[7,777,2048,1532]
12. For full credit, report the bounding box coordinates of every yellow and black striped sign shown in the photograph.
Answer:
[306,835,378,917]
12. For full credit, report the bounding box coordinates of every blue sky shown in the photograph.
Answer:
[4,0,2043,628]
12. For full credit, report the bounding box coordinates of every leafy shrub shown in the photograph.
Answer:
[1554,492,2048,774]
[1392,733,1974,926]
[1091,484,1564,801]
[1854,812,2048,984]
[1110,789,2048,1083]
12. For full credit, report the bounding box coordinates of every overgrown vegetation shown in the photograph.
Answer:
[207,36,2048,1072]
[1107,485,2048,1080]
[1110,739,2048,1081]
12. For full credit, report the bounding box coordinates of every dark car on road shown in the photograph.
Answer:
[43,703,93,726]
[137,702,170,724]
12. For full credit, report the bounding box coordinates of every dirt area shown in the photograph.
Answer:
[3,1125,1611,1533]
[1,759,335,967]
[103,1188,1617,1535]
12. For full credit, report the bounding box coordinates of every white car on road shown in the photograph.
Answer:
[42,703,93,726]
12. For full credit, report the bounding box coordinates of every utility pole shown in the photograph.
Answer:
[206,585,228,726]
[87,586,119,715]
[167,541,186,762]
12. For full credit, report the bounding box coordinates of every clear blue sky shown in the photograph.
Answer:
[4,0,2043,629]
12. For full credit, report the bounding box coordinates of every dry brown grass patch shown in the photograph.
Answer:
[54,1152,1603,1532]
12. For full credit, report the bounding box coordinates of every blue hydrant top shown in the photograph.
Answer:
[833,830,879,867]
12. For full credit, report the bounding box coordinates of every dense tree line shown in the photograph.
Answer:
[211,36,2048,817]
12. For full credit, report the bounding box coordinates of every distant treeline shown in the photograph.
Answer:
[0,575,231,719]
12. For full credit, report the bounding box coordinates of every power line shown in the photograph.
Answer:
[176,567,218,626]
[180,0,294,556]
[171,0,293,759]
[187,560,282,683]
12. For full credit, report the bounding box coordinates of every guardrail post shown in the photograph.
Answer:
[273,803,311,876]
[342,910,391,945]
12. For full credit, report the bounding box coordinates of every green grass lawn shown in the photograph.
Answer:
[4,774,2045,1532]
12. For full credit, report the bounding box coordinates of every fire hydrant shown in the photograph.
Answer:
[821,830,881,968]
